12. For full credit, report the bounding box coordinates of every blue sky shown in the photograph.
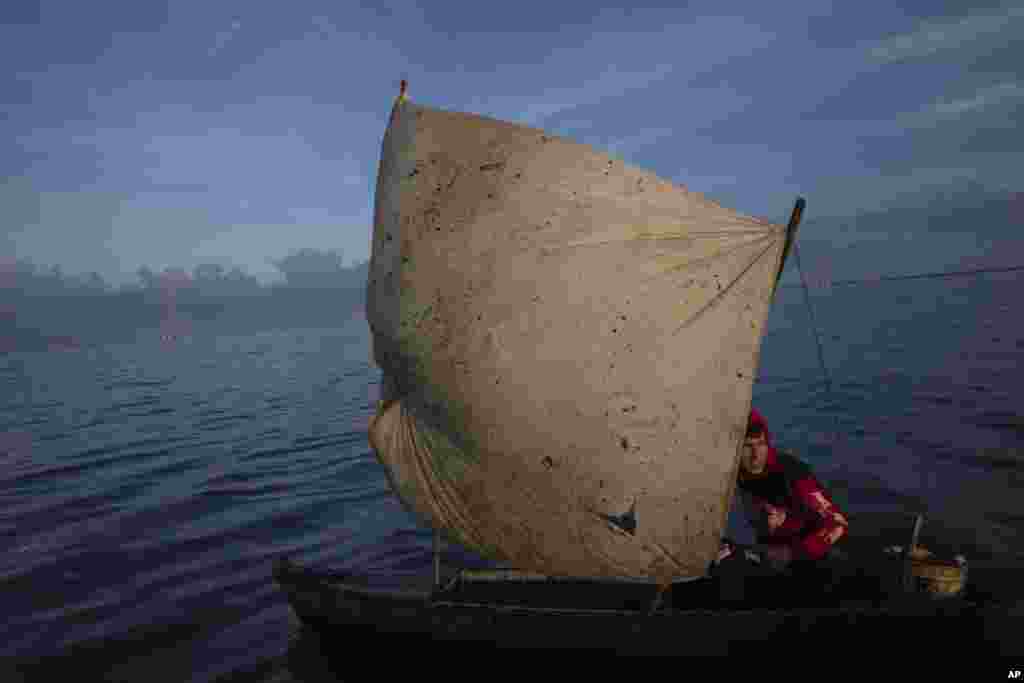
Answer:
[3,0,1021,285]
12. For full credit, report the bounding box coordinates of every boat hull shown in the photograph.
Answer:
[274,558,1022,654]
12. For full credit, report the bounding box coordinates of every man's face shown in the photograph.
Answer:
[741,431,769,475]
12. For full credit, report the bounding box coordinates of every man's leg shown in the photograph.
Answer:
[712,544,787,606]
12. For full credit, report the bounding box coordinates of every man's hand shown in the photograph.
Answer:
[716,541,734,564]
[765,504,787,532]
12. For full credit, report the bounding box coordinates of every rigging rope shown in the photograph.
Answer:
[780,256,1021,458]
[790,241,843,455]
[791,242,832,399]
[780,263,1024,289]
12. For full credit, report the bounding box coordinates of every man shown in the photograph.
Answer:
[715,408,850,600]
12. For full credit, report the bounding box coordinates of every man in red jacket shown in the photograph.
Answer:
[715,408,850,600]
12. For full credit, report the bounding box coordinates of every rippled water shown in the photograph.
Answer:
[3,275,1023,679]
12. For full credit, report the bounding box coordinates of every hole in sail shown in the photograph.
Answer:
[601,501,637,536]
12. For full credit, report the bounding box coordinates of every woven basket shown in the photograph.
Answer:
[908,547,967,597]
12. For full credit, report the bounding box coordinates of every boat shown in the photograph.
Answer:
[273,540,1023,654]
[276,82,1022,651]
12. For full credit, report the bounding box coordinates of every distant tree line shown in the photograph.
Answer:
[0,249,370,352]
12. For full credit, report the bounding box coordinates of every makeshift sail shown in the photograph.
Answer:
[366,84,795,583]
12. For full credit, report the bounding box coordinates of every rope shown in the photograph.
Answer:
[779,263,1024,289]
[780,258,1023,454]
[791,243,833,401]
[790,242,842,453]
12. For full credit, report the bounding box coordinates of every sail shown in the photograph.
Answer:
[366,90,788,582]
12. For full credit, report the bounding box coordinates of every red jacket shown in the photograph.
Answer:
[737,410,849,561]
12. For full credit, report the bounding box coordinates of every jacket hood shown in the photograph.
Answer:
[747,407,772,448]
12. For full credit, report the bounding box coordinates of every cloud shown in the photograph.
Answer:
[930,81,1023,116]
[868,6,1024,62]
[549,80,757,164]
[470,63,677,127]
[10,100,375,283]
[808,166,992,218]
[208,18,244,57]
[462,14,775,127]
[4,184,130,278]
[42,101,372,215]
[138,126,364,191]
[526,64,677,125]
[892,80,1024,130]
[185,218,367,281]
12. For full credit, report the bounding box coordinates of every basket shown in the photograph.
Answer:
[908,547,967,598]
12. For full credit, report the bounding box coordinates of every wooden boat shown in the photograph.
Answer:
[273,543,1022,654]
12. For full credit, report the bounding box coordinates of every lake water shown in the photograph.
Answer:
[3,272,1022,679]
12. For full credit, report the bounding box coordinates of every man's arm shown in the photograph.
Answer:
[791,477,849,560]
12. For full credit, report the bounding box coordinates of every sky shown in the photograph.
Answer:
[3,0,1022,286]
